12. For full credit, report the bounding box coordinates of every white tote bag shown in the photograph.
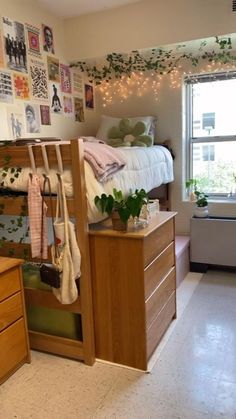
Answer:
[52,177,79,304]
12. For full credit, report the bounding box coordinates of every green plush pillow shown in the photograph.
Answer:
[107,118,153,147]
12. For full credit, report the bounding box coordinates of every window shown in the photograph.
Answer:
[185,71,236,197]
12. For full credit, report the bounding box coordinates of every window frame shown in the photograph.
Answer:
[184,71,236,199]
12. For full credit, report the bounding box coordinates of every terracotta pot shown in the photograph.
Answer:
[111,210,127,231]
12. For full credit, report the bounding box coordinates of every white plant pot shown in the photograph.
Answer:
[193,205,209,218]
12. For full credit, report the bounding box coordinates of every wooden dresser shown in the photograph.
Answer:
[89,211,177,370]
[0,257,30,384]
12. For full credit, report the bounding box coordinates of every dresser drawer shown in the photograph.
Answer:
[144,242,175,300]
[143,219,174,267]
[146,268,175,328]
[147,292,176,360]
[0,292,23,332]
[0,318,28,382]
[0,267,21,302]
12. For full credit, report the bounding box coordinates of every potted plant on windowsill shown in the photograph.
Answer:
[94,188,148,231]
[194,191,208,218]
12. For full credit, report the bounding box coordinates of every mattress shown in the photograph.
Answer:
[0,145,173,223]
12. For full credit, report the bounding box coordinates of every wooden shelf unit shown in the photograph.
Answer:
[89,212,177,371]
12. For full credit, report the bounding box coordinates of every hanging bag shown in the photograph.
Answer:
[39,176,61,289]
[52,175,79,304]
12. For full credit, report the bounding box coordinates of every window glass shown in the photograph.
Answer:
[185,72,236,197]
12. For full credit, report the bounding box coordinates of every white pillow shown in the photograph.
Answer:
[96,115,157,143]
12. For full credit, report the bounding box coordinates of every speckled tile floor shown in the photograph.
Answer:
[1,270,236,419]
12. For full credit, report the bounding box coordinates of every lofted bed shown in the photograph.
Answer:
[0,138,174,367]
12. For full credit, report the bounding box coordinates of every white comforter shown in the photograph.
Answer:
[0,145,173,223]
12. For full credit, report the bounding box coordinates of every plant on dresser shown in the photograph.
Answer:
[94,188,148,231]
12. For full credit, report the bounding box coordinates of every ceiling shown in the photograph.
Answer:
[36,0,143,19]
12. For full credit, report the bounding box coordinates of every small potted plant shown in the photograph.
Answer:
[194,190,208,218]
[94,188,148,231]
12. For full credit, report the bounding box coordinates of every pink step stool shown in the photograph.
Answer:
[175,236,190,287]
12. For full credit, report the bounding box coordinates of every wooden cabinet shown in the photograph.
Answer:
[0,257,30,384]
[89,212,177,371]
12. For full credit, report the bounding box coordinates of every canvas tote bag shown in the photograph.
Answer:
[52,177,79,304]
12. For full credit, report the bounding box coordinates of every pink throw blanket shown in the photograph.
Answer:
[83,141,126,182]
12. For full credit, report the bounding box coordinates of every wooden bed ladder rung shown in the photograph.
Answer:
[24,287,82,313]
[29,331,84,360]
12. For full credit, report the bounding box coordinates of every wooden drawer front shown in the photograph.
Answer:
[147,292,176,360]
[146,268,175,328]
[0,267,21,302]
[0,318,28,381]
[143,219,174,267]
[144,242,175,300]
[0,293,23,332]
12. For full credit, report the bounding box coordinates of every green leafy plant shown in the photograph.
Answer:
[94,188,148,224]
[194,191,208,207]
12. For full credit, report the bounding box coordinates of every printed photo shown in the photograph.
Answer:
[2,16,27,73]
[42,24,55,54]
[63,96,73,116]
[13,73,30,100]
[0,71,13,103]
[7,105,25,139]
[60,63,71,94]
[29,58,48,101]
[47,56,59,82]
[40,105,51,125]
[49,82,63,114]
[84,83,94,109]
[24,103,40,133]
[26,24,41,58]
[74,97,84,122]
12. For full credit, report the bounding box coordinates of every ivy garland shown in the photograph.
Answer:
[70,36,236,85]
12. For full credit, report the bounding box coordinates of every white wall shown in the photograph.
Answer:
[64,0,236,234]
[65,0,235,60]
[0,0,100,140]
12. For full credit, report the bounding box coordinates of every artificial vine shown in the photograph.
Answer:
[70,36,236,85]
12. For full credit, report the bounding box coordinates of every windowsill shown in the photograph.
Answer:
[183,198,236,204]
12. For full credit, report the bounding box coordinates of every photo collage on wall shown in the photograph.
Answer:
[0,16,95,139]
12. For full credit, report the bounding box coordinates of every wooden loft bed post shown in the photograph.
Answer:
[70,139,95,365]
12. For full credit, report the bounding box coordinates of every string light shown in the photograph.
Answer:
[96,61,236,106]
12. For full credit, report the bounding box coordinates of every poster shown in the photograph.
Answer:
[42,24,55,54]
[47,56,59,82]
[29,58,48,101]
[40,105,51,125]
[60,63,71,94]
[49,82,63,114]
[13,72,30,100]
[84,83,94,109]
[7,105,25,139]
[26,23,41,58]
[0,70,13,103]
[63,96,73,116]
[74,97,84,122]
[72,70,83,94]
[2,16,27,73]
[24,103,40,133]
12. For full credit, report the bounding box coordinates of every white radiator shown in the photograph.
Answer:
[190,217,236,267]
